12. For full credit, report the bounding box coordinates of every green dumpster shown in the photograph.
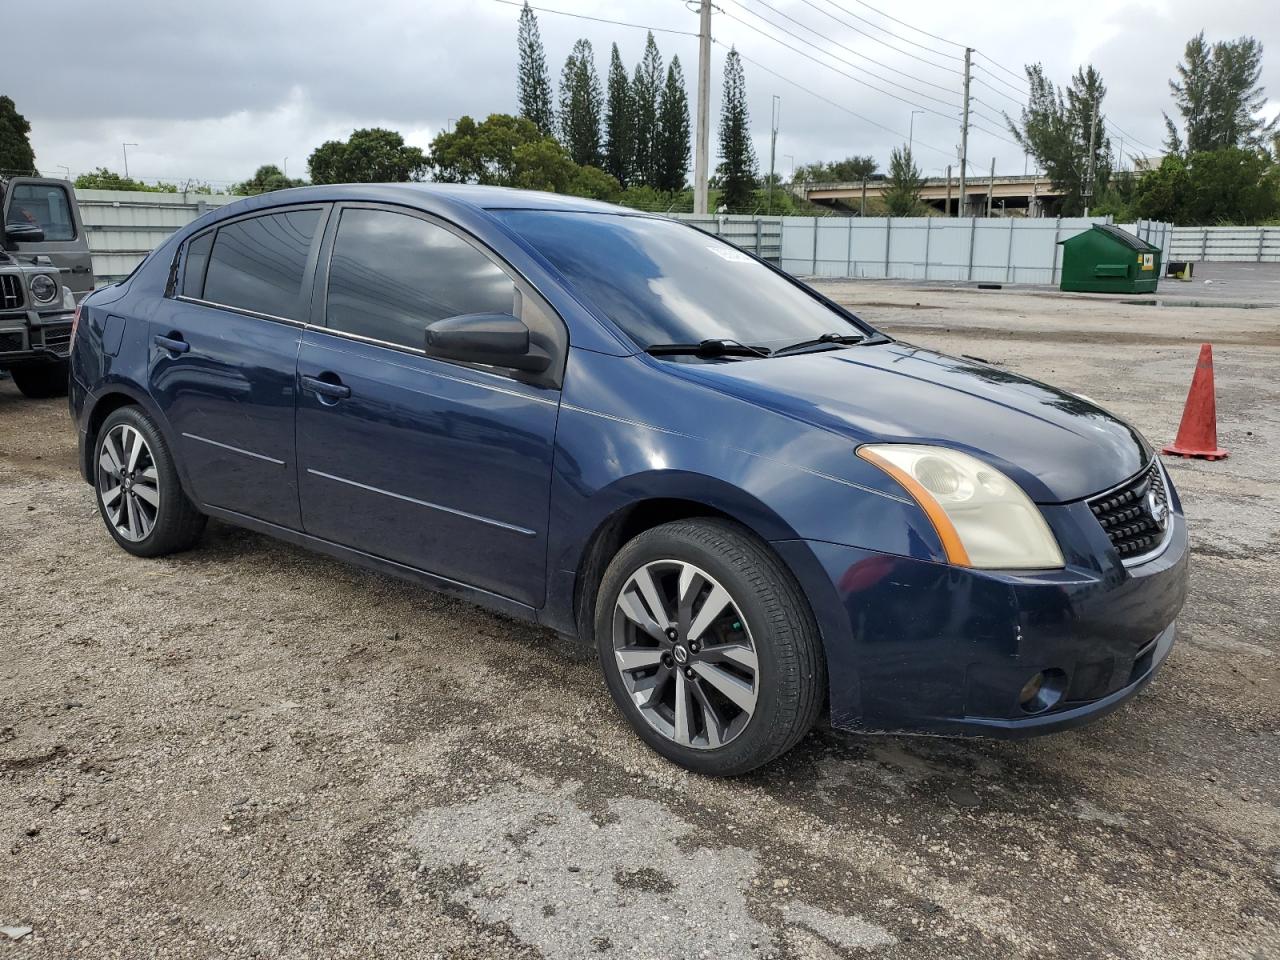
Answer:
[1058,224,1161,293]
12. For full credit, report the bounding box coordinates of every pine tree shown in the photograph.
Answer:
[1164,33,1278,154]
[1006,63,1111,215]
[516,2,555,137]
[717,48,758,211]
[883,146,923,215]
[631,33,663,188]
[559,39,603,168]
[655,57,691,192]
[603,44,634,187]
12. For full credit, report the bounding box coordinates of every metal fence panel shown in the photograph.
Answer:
[1169,226,1280,263]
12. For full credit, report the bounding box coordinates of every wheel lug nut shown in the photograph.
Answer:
[665,627,677,640]
[683,666,695,678]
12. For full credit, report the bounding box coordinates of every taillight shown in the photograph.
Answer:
[70,301,83,346]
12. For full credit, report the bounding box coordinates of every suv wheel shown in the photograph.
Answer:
[94,406,206,557]
[595,518,826,776]
[10,360,69,399]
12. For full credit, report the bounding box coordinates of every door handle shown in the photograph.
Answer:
[300,374,351,401]
[154,333,190,354]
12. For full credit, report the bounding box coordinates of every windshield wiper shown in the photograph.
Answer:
[770,332,865,358]
[645,338,772,359]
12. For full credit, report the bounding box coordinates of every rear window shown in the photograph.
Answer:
[202,209,320,320]
[4,183,76,241]
[181,231,213,298]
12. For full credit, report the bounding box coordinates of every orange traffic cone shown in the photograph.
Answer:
[1162,343,1229,461]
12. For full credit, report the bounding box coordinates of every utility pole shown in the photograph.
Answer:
[693,0,713,215]
[767,95,780,215]
[957,47,971,218]
[986,156,995,217]
[860,178,867,217]
[909,110,923,155]
[122,142,138,179]
[1083,94,1099,216]
[944,164,952,216]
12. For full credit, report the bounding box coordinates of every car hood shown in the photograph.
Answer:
[675,341,1150,503]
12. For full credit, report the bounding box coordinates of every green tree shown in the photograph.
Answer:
[516,2,556,137]
[655,57,691,192]
[0,95,36,174]
[1164,33,1278,154]
[307,128,427,184]
[883,146,924,215]
[716,47,758,211]
[429,114,545,184]
[568,164,622,202]
[232,164,305,195]
[794,156,877,182]
[1006,63,1111,215]
[559,39,603,168]
[603,44,634,187]
[73,168,180,192]
[631,33,663,188]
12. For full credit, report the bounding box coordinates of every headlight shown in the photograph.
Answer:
[857,443,1065,569]
[30,274,58,304]
[61,285,76,310]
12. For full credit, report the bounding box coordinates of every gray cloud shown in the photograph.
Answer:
[6,0,1277,187]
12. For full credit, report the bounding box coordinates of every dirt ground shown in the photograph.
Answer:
[1,281,1278,959]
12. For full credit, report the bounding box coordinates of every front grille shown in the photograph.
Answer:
[1088,462,1170,561]
[0,330,25,353]
[40,323,73,355]
[0,275,22,310]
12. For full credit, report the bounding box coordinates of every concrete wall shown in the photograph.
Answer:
[1169,226,1280,263]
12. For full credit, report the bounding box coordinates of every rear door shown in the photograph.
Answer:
[295,204,565,607]
[2,178,94,299]
[151,205,328,529]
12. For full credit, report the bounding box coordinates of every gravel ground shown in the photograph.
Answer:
[1,282,1278,959]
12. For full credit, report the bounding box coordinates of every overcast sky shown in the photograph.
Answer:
[7,0,1279,188]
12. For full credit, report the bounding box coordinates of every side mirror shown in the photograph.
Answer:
[424,312,551,373]
[4,221,45,244]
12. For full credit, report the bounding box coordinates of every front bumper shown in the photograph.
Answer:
[0,309,75,364]
[775,503,1189,738]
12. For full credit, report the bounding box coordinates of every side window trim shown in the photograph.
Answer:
[310,201,568,388]
[3,182,78,242]
[172,203,331,324]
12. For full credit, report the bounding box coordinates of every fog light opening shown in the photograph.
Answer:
[1018,669,1067,714]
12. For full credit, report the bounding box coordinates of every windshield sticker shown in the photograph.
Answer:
[706,246,753,263]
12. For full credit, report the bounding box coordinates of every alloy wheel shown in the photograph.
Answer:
[611,560,759,749]
[97,423,160,542]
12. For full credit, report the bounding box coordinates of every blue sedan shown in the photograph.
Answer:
[68,185,1187,775]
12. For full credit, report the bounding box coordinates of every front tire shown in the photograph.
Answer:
[93,406,206,557]
[11,360,69,398]
[594,518,826,776]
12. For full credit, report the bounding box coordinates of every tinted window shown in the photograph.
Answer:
[5,183,75,241]
[494,211,867,351]
[182,231,213,298]
[326,208,515,350]
[203,209,320,320]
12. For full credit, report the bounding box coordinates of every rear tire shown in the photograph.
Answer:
[594,518,826,776]
[93,406,206,557]
[11,359,69,398]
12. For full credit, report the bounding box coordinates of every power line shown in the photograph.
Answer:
[972,65,1030,100]
[730,0,962,100]
[718,8,961,120]
[972,49,1031,88]
[793,0,964,71]
[486,0,698,37]
[815,0,966,52]
[724,43,957,161]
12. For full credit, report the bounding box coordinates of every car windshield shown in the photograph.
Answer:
[493,210,867,352]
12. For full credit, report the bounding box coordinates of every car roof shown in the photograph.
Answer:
[225,182,636,216]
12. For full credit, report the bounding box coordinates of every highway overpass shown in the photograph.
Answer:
[800,174,1063,216]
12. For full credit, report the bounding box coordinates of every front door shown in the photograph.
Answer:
[2,178,95,299]
[295,205,564,608]
[150,206,327,529]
